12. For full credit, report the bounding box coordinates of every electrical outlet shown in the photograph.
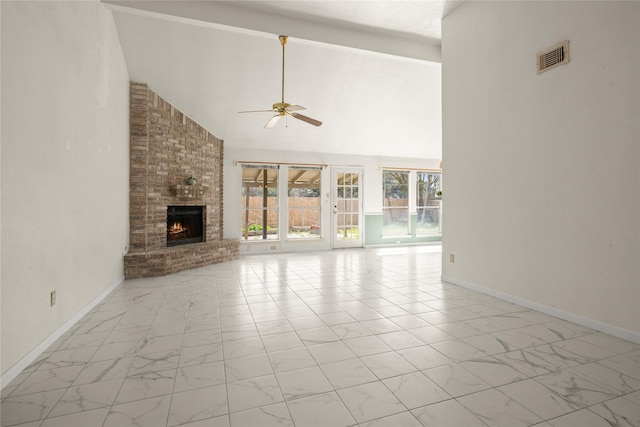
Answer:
[50,291,57,306]
[449,253,455,263]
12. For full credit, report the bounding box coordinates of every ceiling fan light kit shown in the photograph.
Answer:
[239,35,323,129]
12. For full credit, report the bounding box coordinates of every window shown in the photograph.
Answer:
[416,171,441,234]
[382,170,409,235]
[288,167,321,239]
[241,165,278,240]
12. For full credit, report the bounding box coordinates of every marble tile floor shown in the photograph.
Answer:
[2,245,639,427]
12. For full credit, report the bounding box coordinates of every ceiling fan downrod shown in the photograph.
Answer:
[279,35,287,104]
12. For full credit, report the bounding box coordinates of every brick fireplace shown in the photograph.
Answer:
[124,82,239,279]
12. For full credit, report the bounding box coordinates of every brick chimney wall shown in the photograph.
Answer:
[125,82,238,278]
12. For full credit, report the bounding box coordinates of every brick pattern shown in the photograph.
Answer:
[125,82,238,278]
[124,241,239,279]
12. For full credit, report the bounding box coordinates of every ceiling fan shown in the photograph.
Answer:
[239,35,322,129]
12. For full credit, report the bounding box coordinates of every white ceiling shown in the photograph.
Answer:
[106,1,460,159]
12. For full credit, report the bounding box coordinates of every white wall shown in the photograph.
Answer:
[1,1,130,377]
[224,148,441,252]
[442,1,639,338]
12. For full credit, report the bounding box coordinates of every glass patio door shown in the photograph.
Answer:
[333,168,363,248]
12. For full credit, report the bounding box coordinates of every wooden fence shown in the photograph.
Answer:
[241,197,320,229]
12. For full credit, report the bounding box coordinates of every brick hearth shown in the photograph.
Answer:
[124,82,238,278]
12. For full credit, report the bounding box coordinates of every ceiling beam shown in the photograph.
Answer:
[243,182,277,188]
[103,0,441,63]
[290,170,307,184]
[289,183,320,189]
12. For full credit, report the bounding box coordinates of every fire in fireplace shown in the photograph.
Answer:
[167,206,204,247]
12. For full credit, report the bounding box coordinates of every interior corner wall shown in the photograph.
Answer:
[1,1,130,377]
[441,1,640,338]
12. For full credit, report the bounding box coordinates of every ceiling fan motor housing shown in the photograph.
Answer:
[273,102,290,112]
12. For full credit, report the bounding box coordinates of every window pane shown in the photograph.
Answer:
[416,171,441,234]
[382,170,409,235]
[241,166,278,240]
[417,207,440,234]
[383,208,409,234]
[416,172,441,208]
[287,168,321,239]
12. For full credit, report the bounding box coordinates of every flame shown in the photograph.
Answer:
[169,222,185,234]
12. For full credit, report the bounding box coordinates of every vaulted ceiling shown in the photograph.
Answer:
[105,1,461,159]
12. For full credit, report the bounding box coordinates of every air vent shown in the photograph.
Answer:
[537,41,569,74]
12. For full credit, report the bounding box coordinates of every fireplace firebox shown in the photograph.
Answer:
[167,206,204,247]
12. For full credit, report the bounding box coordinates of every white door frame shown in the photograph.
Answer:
[332,167,364,249]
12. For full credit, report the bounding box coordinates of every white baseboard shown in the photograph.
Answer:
[1,276,125,389]
[441,275,640,345]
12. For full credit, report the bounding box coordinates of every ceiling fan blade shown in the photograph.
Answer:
[289,112,322,127]
[264,115,281,129]
[286,105,306,112]
[238,109,274,113]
